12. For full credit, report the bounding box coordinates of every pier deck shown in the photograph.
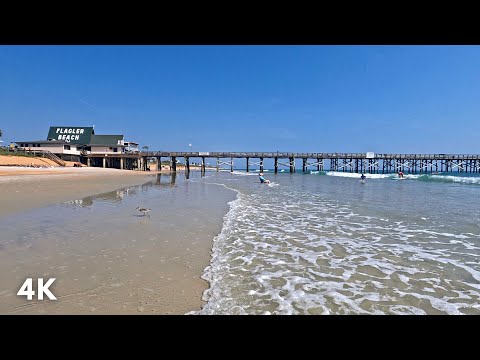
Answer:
[84,152,480,174]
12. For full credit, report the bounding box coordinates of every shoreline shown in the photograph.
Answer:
[189,183,241,314]
[0,168,235,314]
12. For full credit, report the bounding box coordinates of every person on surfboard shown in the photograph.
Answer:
[259,173,270,184]
[398,171,404,179]
[360,173,366,182]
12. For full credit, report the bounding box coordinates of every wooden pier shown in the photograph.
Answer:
[83,152,480,174]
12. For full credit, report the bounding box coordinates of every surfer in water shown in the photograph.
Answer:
[360,173,366,182]
[398,171,404,179]
[259,173,270,184]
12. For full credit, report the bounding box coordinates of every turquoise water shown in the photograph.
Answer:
[192,170,480,314]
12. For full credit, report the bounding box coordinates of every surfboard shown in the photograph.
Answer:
[360,179,365,184]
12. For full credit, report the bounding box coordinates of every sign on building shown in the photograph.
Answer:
[47,126,94,144]
[366,152,375,159]
[199,152,210,156]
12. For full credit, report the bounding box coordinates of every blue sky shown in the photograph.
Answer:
[1,45,480,154]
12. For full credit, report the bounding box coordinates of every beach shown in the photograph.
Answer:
[2,163,479,315]
[0,166,235,314]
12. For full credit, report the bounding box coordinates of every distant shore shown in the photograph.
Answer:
[0,154,214,175]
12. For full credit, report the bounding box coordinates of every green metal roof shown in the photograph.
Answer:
[89,135,125,147]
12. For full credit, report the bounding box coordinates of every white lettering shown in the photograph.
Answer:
[58,135,62,140]
[56,128,60,134]
[75,135,80,140]
[68,128,72,134]
[17,278,35,300]
[80,129,84,134]
[17,278,56,301]
[38,278,56,300]
[76,129,80,134]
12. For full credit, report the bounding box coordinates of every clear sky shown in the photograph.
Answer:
[1,45,480,154]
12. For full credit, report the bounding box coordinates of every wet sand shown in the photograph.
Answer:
[0,167,155,218]
[0,170,235,314]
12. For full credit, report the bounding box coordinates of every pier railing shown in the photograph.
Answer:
[140,152,480,160]
[80,151,480,174]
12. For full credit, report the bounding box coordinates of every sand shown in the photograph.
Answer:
[0,167,156,218]
[0,154,83,168]
[0,167,234,315]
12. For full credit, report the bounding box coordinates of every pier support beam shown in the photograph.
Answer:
[317,158,320,172]
[231,157,234,172]
[289,157,295,173]
[185,156,190,172]
[303,158,307,173]
[216,158,219,172]
[103,157,106,168]
[120,158,124,170]
[171,156,177,172]
[260,157,264,172]
[274,157,278,173]
[246,157,249,172]
[201,157,206,175]
[87,157,91,167]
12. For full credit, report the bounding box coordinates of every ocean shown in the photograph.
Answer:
[193,170,480,314]
[1,170,479,314]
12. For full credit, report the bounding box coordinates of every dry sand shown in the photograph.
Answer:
[0,154,83,168]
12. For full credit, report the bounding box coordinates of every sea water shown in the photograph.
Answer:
[194,170,480,315]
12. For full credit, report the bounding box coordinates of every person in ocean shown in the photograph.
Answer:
[360,173,366,181]
[398,171,404,178]
[259,173,270,184]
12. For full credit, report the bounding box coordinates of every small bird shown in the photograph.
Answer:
[136,207,151,217]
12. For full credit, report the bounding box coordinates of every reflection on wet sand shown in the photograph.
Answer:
[155,172,177,187]
[65,172,179,208]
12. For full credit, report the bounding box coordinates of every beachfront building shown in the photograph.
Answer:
[15,126,138,162]
[124,141,139,153]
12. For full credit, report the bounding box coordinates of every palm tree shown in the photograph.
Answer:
[142,145,149,152]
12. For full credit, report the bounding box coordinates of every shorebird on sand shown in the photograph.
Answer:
[136,207,151,217]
